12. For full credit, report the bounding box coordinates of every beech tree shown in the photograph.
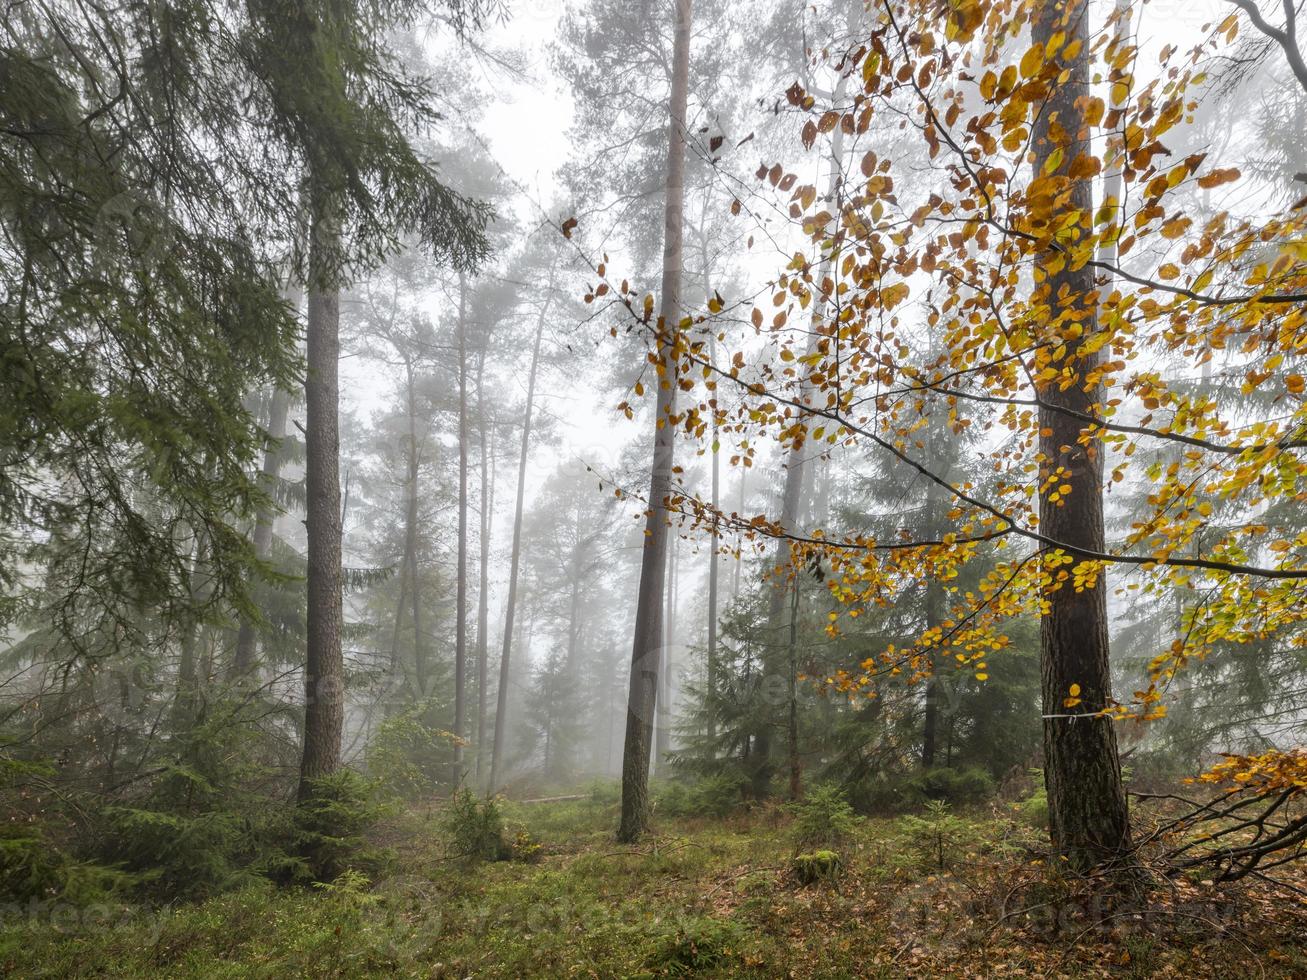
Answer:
[579,0,1307,870]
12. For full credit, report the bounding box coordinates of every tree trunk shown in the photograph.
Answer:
[616,0,690,844]
[475,346,493,785]
[298,195,345,801]
[754,64,852,798]
[403,358,426,704]
[454,271,470,771]
[565,503,584,680]
[489,286,552,792]
[655,534,678,769]
[173,533,210,730]
[731,467,745,603]
[786,574,801,799]
[1031,0,1131,870]
[921,424,945,769]
[231,379,292,682]
[703,222,719,748]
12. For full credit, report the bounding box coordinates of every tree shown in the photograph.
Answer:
[1027,0,1131,869]
[455,272,471,771]
[617,0,692,844]
[489,244,559,792]
[579,0,1307,872]
[242,0,493,801]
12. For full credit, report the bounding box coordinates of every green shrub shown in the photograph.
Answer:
[787,784,859,852]
[587,778,621,807]
[0,823,132,905]
[273,770,389,885]
[848,766,996,813]
[97,802,253,897]
[653,774,747,819]
[643,916,745,975]
[897,799,975,870]
[367,710,460,800]
[1016,774,1049,829]
[508,828,543,863]
[908,766,995,805]
[442,789,509,862]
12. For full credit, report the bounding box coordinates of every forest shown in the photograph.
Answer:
[3,0,1307,975]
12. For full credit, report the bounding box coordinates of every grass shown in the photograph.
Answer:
[3,791,1305,978]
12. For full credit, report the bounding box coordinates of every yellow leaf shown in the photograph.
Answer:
[1020,42,1045,79]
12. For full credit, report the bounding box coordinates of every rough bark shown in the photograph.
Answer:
[1032,0,1131,870]
[297,197,345,801]
[617,0,690,844]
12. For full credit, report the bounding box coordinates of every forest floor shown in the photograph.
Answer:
[3,791,1306,978]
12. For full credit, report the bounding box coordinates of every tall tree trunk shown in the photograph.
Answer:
[173,533,210,730]
[489,286,552,792]
[1032,0,1131,870]
[754,64,852,798]
[702,219,719,747]
[403,358,426,704]
[387,551,410,716]
[786,575,801,799]
[231,378,292,682]
[565,503,584,680]
[617,0,691,844]
[454,272,470,770]
[475,347,493,785]
[731,467,745,603]
[921,423,945,769]
[298,194,345,801]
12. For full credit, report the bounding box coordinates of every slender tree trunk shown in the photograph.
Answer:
[403,359,426,704]
[655,534,679,769]
[231,379,292,682]
[921,426,945,769]
[786,575,801,800]
[754,65,852,798]
[298,194,345,801]
[1032,0,1131,870]
[489,287,552,792]
[921,577,943,769]
[173,534,210,730]
[617,0,691,843]
[703,223,719,747]
[731,467,745,602]
[387,553,409,717]
[475,348,492,785]
[454,272,470,770]
[565,504,584,680]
